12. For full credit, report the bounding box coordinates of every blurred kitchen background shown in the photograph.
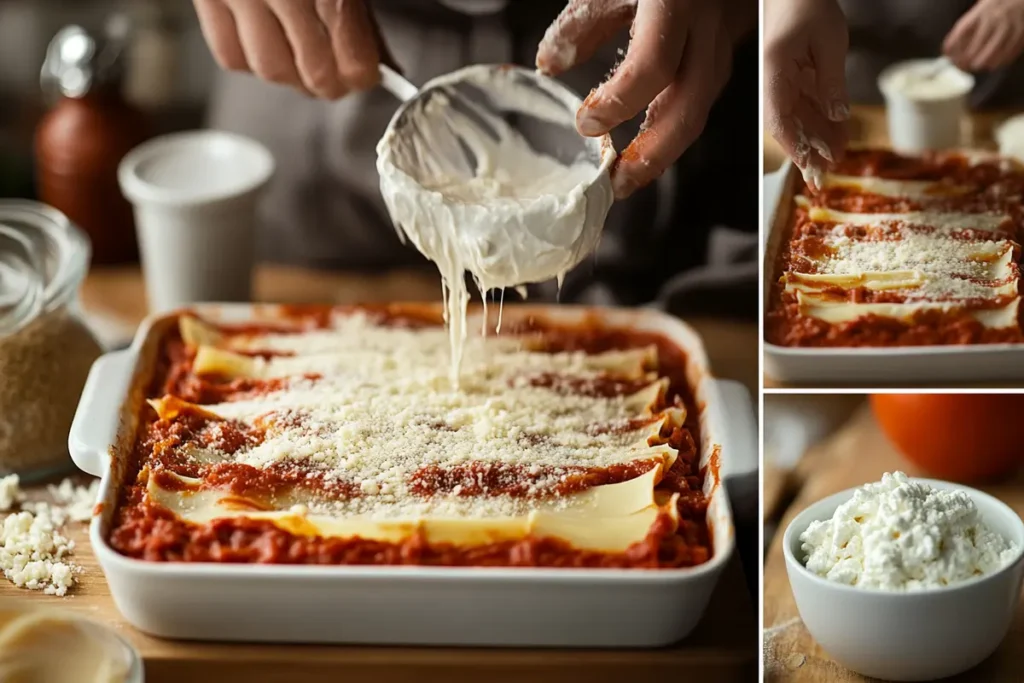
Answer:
[764,393,1024,555]
[0,0,212,200]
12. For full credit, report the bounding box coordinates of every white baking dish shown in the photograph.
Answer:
[763,162,1024,384]
[68,303,757,647]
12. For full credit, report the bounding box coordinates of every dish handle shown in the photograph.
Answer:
[68,349,134,477]
[762,162,791,247]
[710,378,758,525]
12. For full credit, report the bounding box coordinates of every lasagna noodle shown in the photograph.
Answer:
[821,173,972,198]
[191,344,658,383]
[795,291,1020,328]
[146,465,679,553]
[801,204,1013,234]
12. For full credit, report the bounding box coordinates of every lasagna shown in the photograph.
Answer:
[108,306,711,569]
[766,148,1024,346]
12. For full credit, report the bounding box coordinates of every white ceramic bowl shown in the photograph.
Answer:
[878,59,974,152]
[784,479,1024,681]
[996,114,1024,162]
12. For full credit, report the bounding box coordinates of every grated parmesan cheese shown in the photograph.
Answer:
[156,314,681,525]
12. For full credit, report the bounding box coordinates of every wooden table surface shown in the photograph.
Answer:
[763,405,1024,682]
[763,105,1024,389]
[1,265,759,682]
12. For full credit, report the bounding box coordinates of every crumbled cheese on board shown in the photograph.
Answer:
[800,472,1020,591]
[1,507,77,596]
[0,477,100,596]
[0,474,22,511]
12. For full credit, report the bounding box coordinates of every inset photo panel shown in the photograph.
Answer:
[763,0,1024,389]
[764,393,1024,681]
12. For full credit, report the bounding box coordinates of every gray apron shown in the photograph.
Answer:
[206,1,758,320]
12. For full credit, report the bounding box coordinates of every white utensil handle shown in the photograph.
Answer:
[68,350,134,477]
[379,64,418,102]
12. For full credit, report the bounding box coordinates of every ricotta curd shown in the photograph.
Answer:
[800,472,1018,591]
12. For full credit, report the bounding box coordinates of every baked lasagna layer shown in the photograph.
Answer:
[109,306,711,569]
[767,148,1024,347]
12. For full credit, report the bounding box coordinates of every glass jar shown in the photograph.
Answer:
[0,200,102,481]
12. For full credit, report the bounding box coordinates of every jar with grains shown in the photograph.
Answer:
[0,201,102,481]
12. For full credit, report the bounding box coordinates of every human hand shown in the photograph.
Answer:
[193,0,393,99]
[537,0,748,199]
[763,0,850,190]
[944,0,1024,72]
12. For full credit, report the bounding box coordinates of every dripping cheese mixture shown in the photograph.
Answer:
[376,65,615,383]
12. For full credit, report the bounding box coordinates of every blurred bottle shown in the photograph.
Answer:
[35,16,150,265]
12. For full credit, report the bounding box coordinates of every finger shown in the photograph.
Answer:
[994,23,1024,68]
[193,0,248,71]
[318,0,381,91]
[536,0,635,76]
[224,0,304,89]
[943,13,978,68]
[794,96,847,164]
[611,12,722,198]
[974,23,1011,70]
[966,18,998,65]
[809,25,850,122]
[267,0,345,99]
[576,0,689,137]
[764,48,809,166]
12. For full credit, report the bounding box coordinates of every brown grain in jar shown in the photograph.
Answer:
[0,201,101,481]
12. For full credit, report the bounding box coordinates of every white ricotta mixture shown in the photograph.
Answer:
[881,60,973,100]
[800,471,1019,591]
[377,64,614,384]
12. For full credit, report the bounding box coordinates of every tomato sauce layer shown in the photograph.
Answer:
[109,308,712,569]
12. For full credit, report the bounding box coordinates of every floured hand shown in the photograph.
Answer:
[944,0,1024,72]
[764,0,850,190]
[537,0,752,199]
[193,0,395,99]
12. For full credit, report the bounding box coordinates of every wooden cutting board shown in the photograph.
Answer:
[763,405,1024,682]
[1,483,755,683]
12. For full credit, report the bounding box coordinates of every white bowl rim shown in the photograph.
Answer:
[118,129,275,208]
[877,58,976,100]
[783,477,1024,597]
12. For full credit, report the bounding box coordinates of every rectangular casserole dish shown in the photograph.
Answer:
[68,303,756,647]
[763,160,1024,384]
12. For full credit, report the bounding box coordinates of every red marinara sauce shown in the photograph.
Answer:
[108,308,714,569]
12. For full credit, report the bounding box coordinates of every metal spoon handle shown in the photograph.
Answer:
[379,64,418,102]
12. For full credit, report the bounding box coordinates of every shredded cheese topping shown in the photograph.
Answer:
[146,313,687,553]
[785,168,1022,327]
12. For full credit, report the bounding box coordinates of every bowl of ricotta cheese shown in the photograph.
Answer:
[783,471,1024,681]
[878,58,975,152]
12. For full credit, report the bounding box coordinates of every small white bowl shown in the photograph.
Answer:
[995,114,1024,162]
[784,479,1024,681]
[878,59,975,152]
